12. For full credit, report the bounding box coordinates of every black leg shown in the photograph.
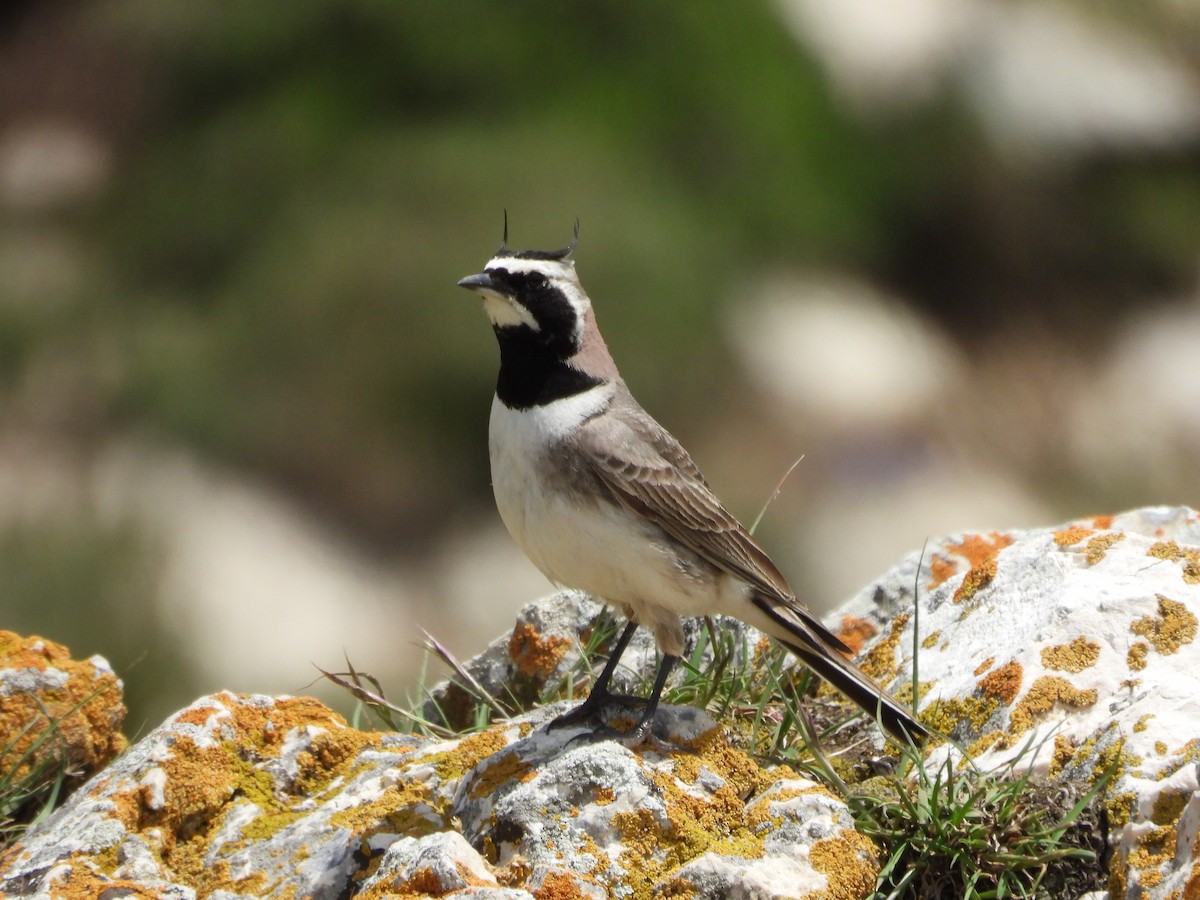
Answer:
[548,620,639,729]
[626,653,678,738]
[586,619,639,699]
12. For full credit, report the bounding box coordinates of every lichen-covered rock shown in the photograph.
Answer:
[842,505,1200,899]
[9,505,1195,898]
[0,631,126,801]
[0,691,873,899]
[422,590,666,732]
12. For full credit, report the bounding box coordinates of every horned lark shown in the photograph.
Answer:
[458,223,926,744]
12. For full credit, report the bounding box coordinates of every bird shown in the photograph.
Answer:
[456,220,927,746]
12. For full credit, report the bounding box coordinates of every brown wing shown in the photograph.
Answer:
[574,394,852,654]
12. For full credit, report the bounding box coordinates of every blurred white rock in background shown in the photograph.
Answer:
[776,0,983,111]
[0,121,110,210]
[966,3,1200,157]
[729,273,960,433]
[0,437,528,713]
[728,274,1047,604]
[1070,289,1200,492]
[780,0,1200,157]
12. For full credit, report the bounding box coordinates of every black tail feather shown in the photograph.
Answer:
[782,638,929,746]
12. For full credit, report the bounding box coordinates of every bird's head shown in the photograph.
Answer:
[457,220,593,361]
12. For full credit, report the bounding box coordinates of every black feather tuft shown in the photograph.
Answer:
[494,218,580,261]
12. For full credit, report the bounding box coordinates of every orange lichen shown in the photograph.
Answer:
[928,554,959,588]
[978,661,1023,705]
[1133,595,1198,654]
[929,532,1015,592]
[835,616,878,656]
[1008,676,1098,733]
[0,631,127,787]
[950,532,1015,567]
[1053,526,1093,547]
[508,623,572,679]
[1041,637,1101,673]
[533,869,605,899]
[1091,514,1115,529]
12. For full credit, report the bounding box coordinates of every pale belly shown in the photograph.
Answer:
[488,392,735,653]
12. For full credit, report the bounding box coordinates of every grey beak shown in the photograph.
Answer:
[457,272,498,292]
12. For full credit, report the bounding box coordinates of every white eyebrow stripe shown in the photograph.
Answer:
[484,256,576,276]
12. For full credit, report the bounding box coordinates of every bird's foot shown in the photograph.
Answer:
[546,691,647,731]
[550,701,691,755]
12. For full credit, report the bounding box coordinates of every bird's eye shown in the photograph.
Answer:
[528,272,547,289]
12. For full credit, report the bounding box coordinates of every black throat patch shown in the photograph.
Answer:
[494,326,606,409]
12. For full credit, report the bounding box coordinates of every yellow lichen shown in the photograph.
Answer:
[1008,676,1097,734]
[954,557,998,604]
[1128,642,1149,671]
[1048,734,1079,778]
[920,695,1000,735]
[603,734,808,897]
[1130,595,1198,655]
[807,831,880,900]
[973,657,995,676]
[1053,526,1093,546]
[1133,714,1156,734]
[1147,541,1200,584]
[857,613,910,683]
[469,751,533,800]
[921,631,941,650]
[1085,532,1125,564]
[1128,824,1176,877]
[421,729,510,782]
[1151,790,1190,827]
[1041,637,1101,673]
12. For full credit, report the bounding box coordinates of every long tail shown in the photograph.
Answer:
[747,594,929,745]
[780,636,928,745]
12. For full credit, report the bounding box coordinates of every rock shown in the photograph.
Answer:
[0,631,126,808]
[422,589,766,734]
[7,505,1200,898]
[0,691,872,898]
[842,504,1200,898]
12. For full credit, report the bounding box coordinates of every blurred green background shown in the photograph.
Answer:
[3,0,1200,732]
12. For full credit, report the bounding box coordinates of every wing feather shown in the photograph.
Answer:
[575,398,852,655]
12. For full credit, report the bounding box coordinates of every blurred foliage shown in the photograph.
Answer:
[76,0,989,544]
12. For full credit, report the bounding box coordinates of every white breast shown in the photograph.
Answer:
[488,384,614,568]
[488,387,735,652]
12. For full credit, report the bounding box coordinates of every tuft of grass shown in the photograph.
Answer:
[849,733,1114,900]
[1,701,81,850]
